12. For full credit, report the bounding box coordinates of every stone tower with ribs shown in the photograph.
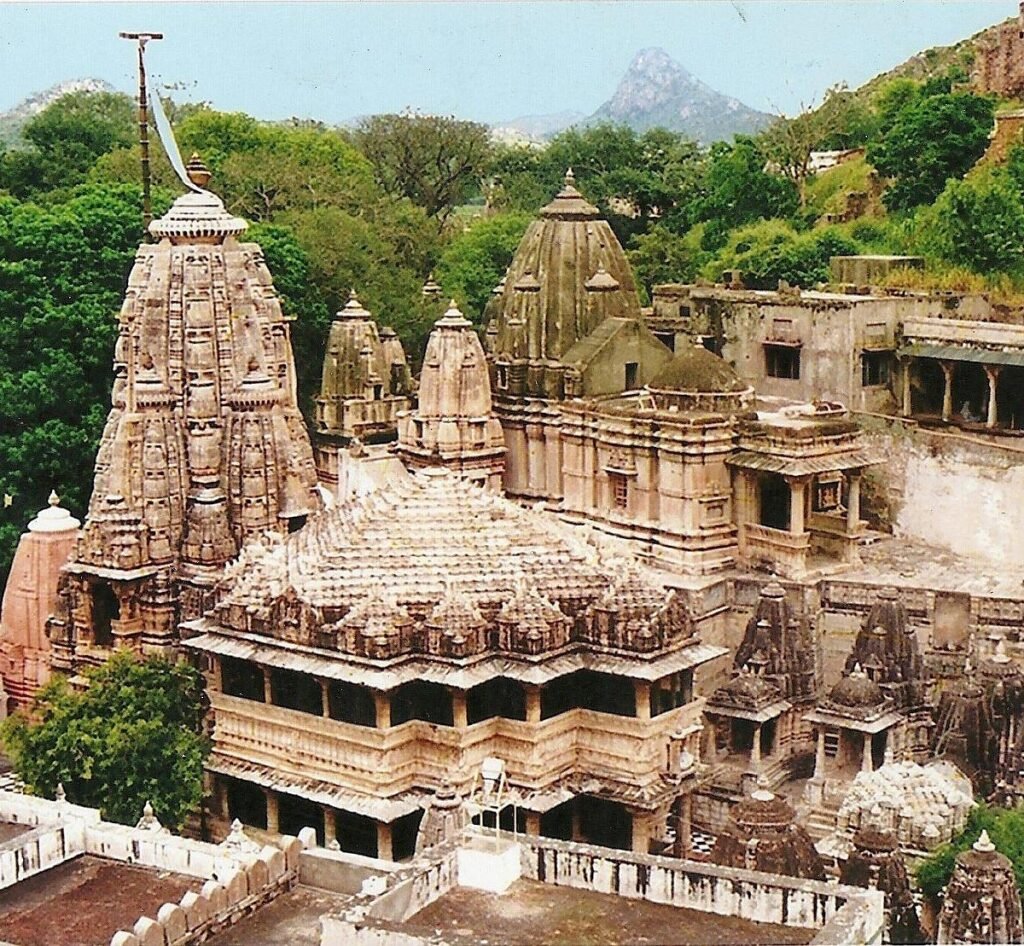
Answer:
[48,158,320,677]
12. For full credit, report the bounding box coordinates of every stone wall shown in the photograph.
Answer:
[517,836,883,945]
[0,822,84,889]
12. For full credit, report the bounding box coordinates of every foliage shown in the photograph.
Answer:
[627,225,707,298]
[916,803,1024,901]
[354,112,492,225]
[435,212,531,319]
[0,91,136,198]
[701,219,859,289]
[867,81,995,211]
[0,652,209,829]
[0,183,171,580]
[919,169,1024,275]
[691,138,799,249]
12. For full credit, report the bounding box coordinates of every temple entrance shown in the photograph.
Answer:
[759,474,790,531]
[871,732,887,771]
[760,718,776,758]
[731,718,755,753]
[90,583,119,646]
[950,362,988,423]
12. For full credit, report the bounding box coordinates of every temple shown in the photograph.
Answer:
[43,158,321,682]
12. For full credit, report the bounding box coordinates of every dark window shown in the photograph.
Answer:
[540,670,635,719]
[392,810,424,861]
[765,344,800,379]
[702,335,721,355]
[286,514,307,534]
[654,331,676,352]
[760,718,776,757]
[651,670,693,715]
[496,365,508,389]
[467,677,526,723]
[861,351,891,386]
[91,583,119,646]
[270,667,323,715]
[678,304,691,318]
[609,472,629,509]
[391,681,454,726]
[334,809,378,858]
[390,363,404,393]
[221,656,265,702]
[373,383,383,400]
[625,361,639,389]
[759,474,791,531]
[328,680,377,726]
[226,777,267,829]
[278,792,324,844]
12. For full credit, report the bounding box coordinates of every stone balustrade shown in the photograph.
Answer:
[210,691,703,798]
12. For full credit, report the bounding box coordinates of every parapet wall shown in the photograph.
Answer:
[517,836,884,945]
[0,789,300,946]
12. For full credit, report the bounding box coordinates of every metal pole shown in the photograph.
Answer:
[119,32,163,235]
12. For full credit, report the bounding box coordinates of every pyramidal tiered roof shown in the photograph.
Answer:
[205,467,712,667]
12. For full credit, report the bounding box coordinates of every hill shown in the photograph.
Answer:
[589,47,774,143]
[0,78,116,148]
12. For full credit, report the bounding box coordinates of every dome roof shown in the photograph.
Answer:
[829,667,885,708]
[649,343,748,394]
[712,668,782,708]
[149,188,247,242]
[539,168,600,220]
[732,789,798,831]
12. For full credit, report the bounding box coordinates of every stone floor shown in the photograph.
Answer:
[401,879,817,946]
[207,885,354,946]
[0,855,200,946]
[0,820,30,844]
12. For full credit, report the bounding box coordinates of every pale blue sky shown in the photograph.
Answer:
[0,2,1015,123]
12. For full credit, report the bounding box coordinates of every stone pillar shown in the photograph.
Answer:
[815,727,827,778]
[376,821,393,861]
[846,472,861,533]
[635,680,652,720]
[524,811,541,836]
[676,793,693,857]
[986,366,1001,429]
[265,790,279,833]
[319,679,330,718]
[862,733,874,774]
[525,685,541,723]
[751,724,762,769]
[631,812,653,855]
[452,689,468,729]
[262,666,273,705]
[941,361,954,422]
[323,807,337,845]
[374,690,391,729]
[901,358,912,417]
[789,479,806,535]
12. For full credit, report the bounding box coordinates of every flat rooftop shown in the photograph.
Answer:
[207,884,354,946]
[0,855,200,946]
[0,820,31,844]
[399,879,817,946]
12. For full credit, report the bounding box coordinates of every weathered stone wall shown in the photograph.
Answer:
[865,426,1024,566]
[0,822,84,890]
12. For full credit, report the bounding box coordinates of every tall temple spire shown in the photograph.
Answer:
[49,167,321,674]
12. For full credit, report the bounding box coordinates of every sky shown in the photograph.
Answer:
[0,1,1016,124]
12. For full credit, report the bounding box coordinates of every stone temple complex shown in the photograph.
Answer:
[9,147,1024,945]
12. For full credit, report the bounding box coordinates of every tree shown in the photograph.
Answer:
[354,112,492,225]
[867,83,995,211]
[693,138,799,249]
[435,212,531,319]
[0,91,135,198]
[1,652,209,829]
[922,170,1024,275]
[758,85,878,207]
[917,803,1024,903]
[627,225,706,298]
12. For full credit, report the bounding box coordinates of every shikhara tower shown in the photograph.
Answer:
[48,159,321,677]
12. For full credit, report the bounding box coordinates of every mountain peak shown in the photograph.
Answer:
[590,48,773,143]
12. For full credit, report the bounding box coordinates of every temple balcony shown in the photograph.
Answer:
[741,523,811,577]
[207,690,706,804]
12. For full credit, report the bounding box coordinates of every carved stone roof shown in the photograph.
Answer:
[209,467,700,662]
[649,343,748,394]
[148,188,247,242]
[709,668,783,711]
[827,666,886,710]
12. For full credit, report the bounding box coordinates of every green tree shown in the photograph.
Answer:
[627,225,706,298]
[921,170,1024,275]
[917,803,1024,902]
[867,83,995,211]
[435,212,531,319]
[0,91,135,198]
[354,112,493,225]
[1,652,209,829]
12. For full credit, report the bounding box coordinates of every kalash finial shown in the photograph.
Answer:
[565,167,576,187]
[974,829,996,853]
[185,152,212,189]
[48,489,60,507]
